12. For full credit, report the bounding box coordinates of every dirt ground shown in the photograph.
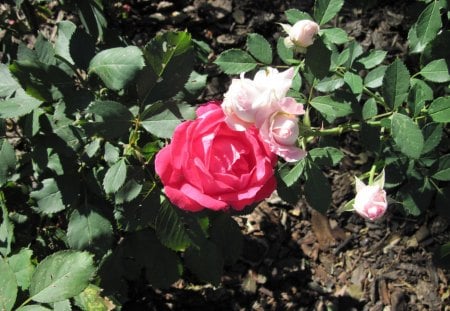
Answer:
[107,1,450,310]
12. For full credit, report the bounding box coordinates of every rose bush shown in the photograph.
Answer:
[155,101,277,212]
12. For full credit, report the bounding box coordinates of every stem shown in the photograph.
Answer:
[368,164,377,185]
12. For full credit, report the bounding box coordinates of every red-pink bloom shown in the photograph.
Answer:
[155,101,277,212]
[354,174,388,221]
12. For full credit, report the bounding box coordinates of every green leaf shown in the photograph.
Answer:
[0,64,21,98]
[76,0,107,40]
[140,109,182,139]
[54,21,77,65]
[310,95,353,123]
[305,37,331,79]
[309,147,344,167]
[114,179,143,204]
[432,154,450,181]
[103,158,127,194]
[382,59,410,110]
[279,160,306,187]
[421,30,450,64]
[16,305,52,311]
[155,200,191,251]
[314,0,344,25]
[88,46,145,91]
[104,142,120,165]
[7,248,34,290]
[420,59,450,83]
[67,204,113,256]
[0,258,17,311]
[53,300,71,311]
[185,240,224,286]
[415,1,442,46]
[355,50,387,69]
[29,250,95,303]
[343,71,363,94]
[85,101,133,139]
[364,65,387,89]
[285,9,313,24]
[343,41,363,68]
[75,284,110,311]
[398,178,433,216]
[422,123,442,154]
[277,37,297,65]
[210,214,243,265]
[321,28,349,45]
[391,113,424,159]
[0,89,42,118]
[0,194,14,257]
[362,98,378,120]
[0,139,16,187]
[408,79,434,116]
[30,178,66,215]
[214,49,257,74]
[315,75,344,92]
[246,33,272,64]
[35,34,56,66]
[304,161,331,213]
[433,242,450,269]
[428,97,450,122]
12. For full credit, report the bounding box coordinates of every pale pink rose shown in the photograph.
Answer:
[353,175,388,221]
[283,20,320,49]
[222,67,295,131]
[155,101,277,212]
[256,97,306,162]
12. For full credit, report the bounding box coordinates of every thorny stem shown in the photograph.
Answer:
[368,163,377,185]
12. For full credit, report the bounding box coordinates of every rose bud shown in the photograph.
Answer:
[353,172,388,221]
[282,20,320,51]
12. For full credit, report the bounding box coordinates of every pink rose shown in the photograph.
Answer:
[222,67,295,131]
[256,97,306,162]
[353,174,388,221]
[155,101,277,212]
[282,20,320,50]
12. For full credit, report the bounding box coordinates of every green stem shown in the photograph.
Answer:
[368,164,377,185]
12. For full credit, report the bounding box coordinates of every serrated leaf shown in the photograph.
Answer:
[54,21,77,65]
[29,250,95,303]
[210,214,243,265]
[88,46,145,91]
[382,59,410,110]
[0,139,16,187]
[420,59,450,83]
[67,204,113,256]
[86,100,133,139]
[309,147,344,167]
[0,89,42,119]
[0,195,14,257]
[432,154,450,181]
[16,306,52,311]
[362,98,378,120]
[408,79,434,116]
[321,28,349,45]
[355,50,387,69]
[140,109,182,139]
[428,97,450,122]
[7,248,34,290]
[103,158,127,194]
[279,160,306,187]
[155,200,191,251]
[53,299,71,311]
[315,75,344,92]
[422,123,442,154]
[285,9,313,24]
[75,284,110,311]
[185,240,224,286]
[391,113,424,159]
[0,258,17,311]
[314,0,344,25]
[246,33,272,64]
[214,49,257,74]
[0,64,21,98]
[114,178,142,204]
[276,37,297,65]
[30,178,66,215]
[310,95,353,123]
[76,0,107,40]
[305,37,331,79]
[343,71,363,94]
[364,65,387,89]
[104,142,120,165]
[304,161,331,213]
[415,1,442,45]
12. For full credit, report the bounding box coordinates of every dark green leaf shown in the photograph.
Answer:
[30,178,67,215]
[304,161,331,213]
[428,97,450,123]
[214,49,257,74]
[210,214,243,265]
[185,240,224,286]
[0,194,14,257]
[35,34,56,66]
[0,64,21,98]
[364,65,387,89]
[285,9,313,24]
[54,21,77,65]
[321,28,349,45]
[305,37,331,79]
[315,75,344,92]
[76,0,107,40]
[415,1,442,45]
[362,98,378,120]
[0,258,17,311]
[88,46,145,91]
[408,79,433,116]
[86,101,133,139]
[104,142,120,165]
[103,158,127,194]
[420,59,450,83]
[314,0,344,25]
[432,154,450,181]
[115,179,143,204]
[246,33,272,64]
[7,248,34,290]
[422,123,442,154]
[309,147,344,167]
[0,89,42,118]
[355,50,387,69]
[391,113,424,159]
[67,204,113,256]
[155,200,191,251]
[343,71,363,94]
[140,109,182,139]
[310,95,353,123]
[29,250,95,303]
[279,159,306,187]
[0,139,16,187]
[382,59,410,110]
[276,37,297,65]
[433,242,450,269]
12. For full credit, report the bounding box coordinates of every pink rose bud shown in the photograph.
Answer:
[353,173,388,221]
[283,20,320,50]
